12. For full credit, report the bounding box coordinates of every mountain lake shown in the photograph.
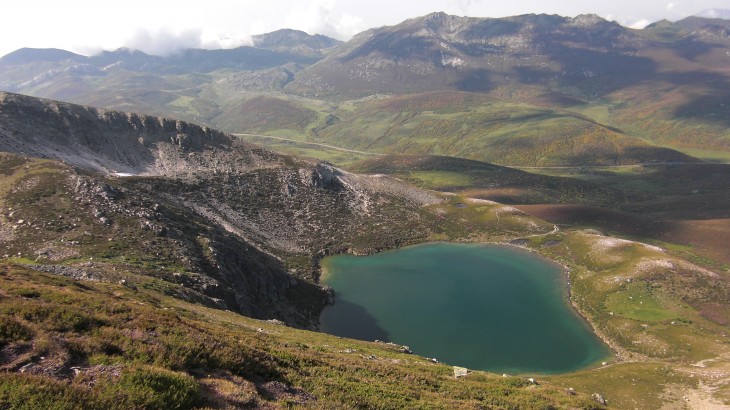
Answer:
[319,242,611,374]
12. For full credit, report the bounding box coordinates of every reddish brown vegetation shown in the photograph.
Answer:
[515,204,730,265]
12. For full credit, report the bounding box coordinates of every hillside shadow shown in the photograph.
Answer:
[514,204,689,242]
[625,146,699,163]
[536,91,588,107]
[537,25,730,124]
[662,72,730,126]
[459,19,522,41]
[320,297,390,342]
[342,32,441,64]
[535,35,730,126]
[455,69,495,92]
[515,66,557,85]
[551,47,658,96]
[673,38,724,61]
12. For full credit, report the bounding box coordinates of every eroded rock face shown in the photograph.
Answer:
[0,91,279,177]
[1,159,330,328]
[307,162,344,189]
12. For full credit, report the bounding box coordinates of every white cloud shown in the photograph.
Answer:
[280,0,366,39]
[125,29,204,56]
[666,2,675,10]
[451,0,482,15]
[333,13,367,38]
[200,29,253,51]
[629,18,652,28]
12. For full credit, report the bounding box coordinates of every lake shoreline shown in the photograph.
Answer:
[319,241,612,375]
[498,240,633,365]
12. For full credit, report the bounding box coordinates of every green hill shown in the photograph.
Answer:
[223,91,697,167]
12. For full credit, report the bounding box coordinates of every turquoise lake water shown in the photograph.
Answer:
[319,243,610,374]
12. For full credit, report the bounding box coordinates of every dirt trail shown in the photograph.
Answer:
[233,133,384,156]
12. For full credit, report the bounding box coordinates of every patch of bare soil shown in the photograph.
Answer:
[662,355,730,410]
[0,342,33,371]
[256,381,315,405]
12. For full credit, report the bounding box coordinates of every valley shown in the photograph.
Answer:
[0,93,728,408]
[3,14,729,165]
[1,8,729,410]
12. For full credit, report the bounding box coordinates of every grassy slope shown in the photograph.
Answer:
[3,180,729,408]
[0,265,604,410]
[213,91,697,167]
[349,155,625,207]
[233,134,374,166]
[0,154,601,409]
[14,61,729,164]
[0,156,728,408]
[529,229,730,409]
[349,154,730,273]
[212,95,319,134]
[1,152,729,407]
[515,163,730,269]
[602,70,730,158]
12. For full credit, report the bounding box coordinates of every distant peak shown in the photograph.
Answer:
[409,11,463,24]
[106,47,150,56]
[253,28,313,41]
[250,29,341,56]
[643,19,675,31]
[418,11,472,31]
[0,47,85,66]
[427,11,450,19]
[571,14,608,26]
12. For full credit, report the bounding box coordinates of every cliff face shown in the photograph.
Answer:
[0,152,327,327]
[0,91,281,177]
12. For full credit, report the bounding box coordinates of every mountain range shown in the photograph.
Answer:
[1,13,729,165]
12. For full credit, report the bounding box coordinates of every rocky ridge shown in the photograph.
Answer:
[286,12,650,97]
[0,92,445,327]
[0,91,280,176]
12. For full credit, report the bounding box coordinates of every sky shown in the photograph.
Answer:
[1,0,728,57]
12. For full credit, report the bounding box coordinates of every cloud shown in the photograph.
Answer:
[125,29,203,56]
[629,19,652,29]
[332,13,367,38]
[281,0,366,39]
[122,27,255,56]
[666,2,675,10]
[452,0,482,15]
[200,29,253,50]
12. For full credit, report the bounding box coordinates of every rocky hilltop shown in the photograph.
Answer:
[287,12,730,100]
[0,92,451,327]
[0,92,279,176]
[286,12,650,97]
[252,29,342,57]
